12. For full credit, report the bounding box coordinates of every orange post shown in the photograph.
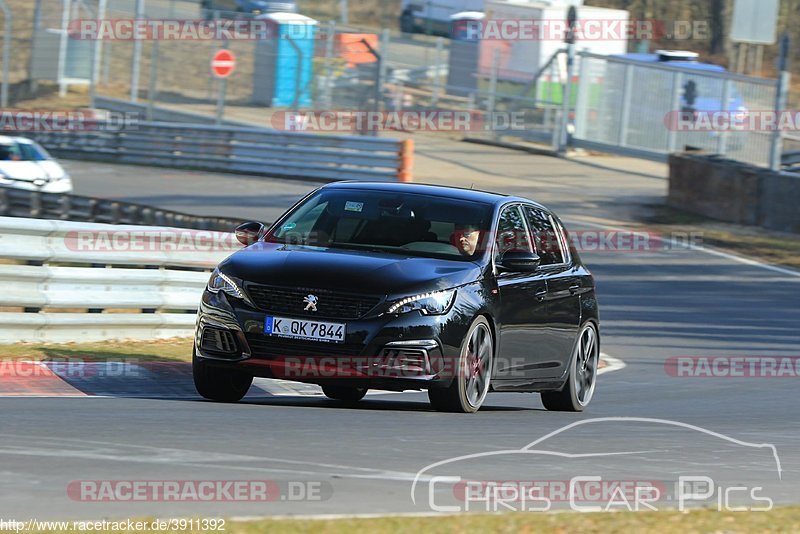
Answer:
[398,139,414,183]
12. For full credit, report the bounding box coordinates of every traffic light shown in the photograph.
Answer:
[681,80,698,121]
[682,80,698,112]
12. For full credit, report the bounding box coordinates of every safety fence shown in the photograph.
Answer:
[572,51,781,168]
[0,185,245,231]
[25,121,411,182]
[0,216,234,343]
[1,0,788,171]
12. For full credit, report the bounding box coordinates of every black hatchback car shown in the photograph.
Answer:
[194,183,599,413]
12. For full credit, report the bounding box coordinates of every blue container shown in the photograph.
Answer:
[253,13,318,108]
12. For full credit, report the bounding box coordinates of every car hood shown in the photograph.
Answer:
[0,160,66,181]
[219,242,484,297]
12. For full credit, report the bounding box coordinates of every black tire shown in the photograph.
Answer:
[541,322,599,412]
[322,385,368,402]
[428,316,494,413]
[193,351,253,403]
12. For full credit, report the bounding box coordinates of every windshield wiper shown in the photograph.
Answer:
[328,242,402,254]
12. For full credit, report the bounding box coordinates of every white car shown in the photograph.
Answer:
[0,136,73,194]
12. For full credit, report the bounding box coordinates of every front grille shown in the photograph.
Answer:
[201,327,239,355]
[245,334,364,359]
[245,284,382,320]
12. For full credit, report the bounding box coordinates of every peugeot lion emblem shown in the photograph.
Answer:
[303,294,318,312]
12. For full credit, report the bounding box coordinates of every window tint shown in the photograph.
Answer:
[495,205,532,259]
[18,142,50,161]
[268,189,494,261]
[523,206,565,265]
[0,143,21,161]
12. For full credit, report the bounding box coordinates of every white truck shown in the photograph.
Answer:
[479,0,629,82]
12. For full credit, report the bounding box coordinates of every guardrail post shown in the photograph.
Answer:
[667,71,683,153]
[89,0,108,109]
[0,0,12,107]
[618,64,634,147]
[431,37,443,108]
[558,41,576,155]
[487,49,499,118]
[398,139,414,182]
[60,195,71,220]
[130,0,145,101]
[30,192,42,218]
[717,79,732,157]
[573,51,590,141]
[110,202,120,224]
[770,34,791,171]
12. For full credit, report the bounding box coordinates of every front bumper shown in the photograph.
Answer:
[194,290,467,391]
[0,178,73,194]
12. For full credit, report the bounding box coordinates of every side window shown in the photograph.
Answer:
[495,205,532,259]
[523,206,565,266]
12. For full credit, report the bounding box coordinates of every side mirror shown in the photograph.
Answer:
[235,221,265,246]
[499,250,541,272]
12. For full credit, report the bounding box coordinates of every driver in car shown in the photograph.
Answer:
[453,224,481,257]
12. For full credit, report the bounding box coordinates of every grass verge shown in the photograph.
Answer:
[0,338,193,363]
[641,204,800,270]
[27,508,800,533]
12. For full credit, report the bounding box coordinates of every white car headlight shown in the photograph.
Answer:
[207,268,250,303]
[387,289,456,315]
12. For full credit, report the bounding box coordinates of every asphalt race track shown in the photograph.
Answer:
[2,146,799,520]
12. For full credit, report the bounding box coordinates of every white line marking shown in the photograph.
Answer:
[599,352,626,375]
[570,217,800,279]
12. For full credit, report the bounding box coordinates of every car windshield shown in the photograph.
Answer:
[0,141,50,161]
[267,189,494,261]
[17,142,51,161]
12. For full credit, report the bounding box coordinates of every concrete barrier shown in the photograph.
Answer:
[668,154,800,233]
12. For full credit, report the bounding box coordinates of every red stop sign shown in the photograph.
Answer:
[211,49,236,78]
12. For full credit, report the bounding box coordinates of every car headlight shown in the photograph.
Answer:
[207,268,250,303]
[387,289,456,315]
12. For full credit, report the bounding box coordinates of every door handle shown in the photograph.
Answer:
[569,284,581,295]
[535,289,547,301]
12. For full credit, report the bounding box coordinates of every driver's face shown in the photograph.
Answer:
[457,229,480,256]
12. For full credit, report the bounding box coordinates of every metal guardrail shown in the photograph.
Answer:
[0,186,245,231]
[0,216,237,343]
[26,121,413,183]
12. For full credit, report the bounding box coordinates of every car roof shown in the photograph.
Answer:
[0,135,33,145]
[320,181,547,209]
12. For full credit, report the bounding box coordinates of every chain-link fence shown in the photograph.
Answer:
[573,51,780,167]
[0,0,789,168]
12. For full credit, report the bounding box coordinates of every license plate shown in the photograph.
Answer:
[264,316,346,344]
